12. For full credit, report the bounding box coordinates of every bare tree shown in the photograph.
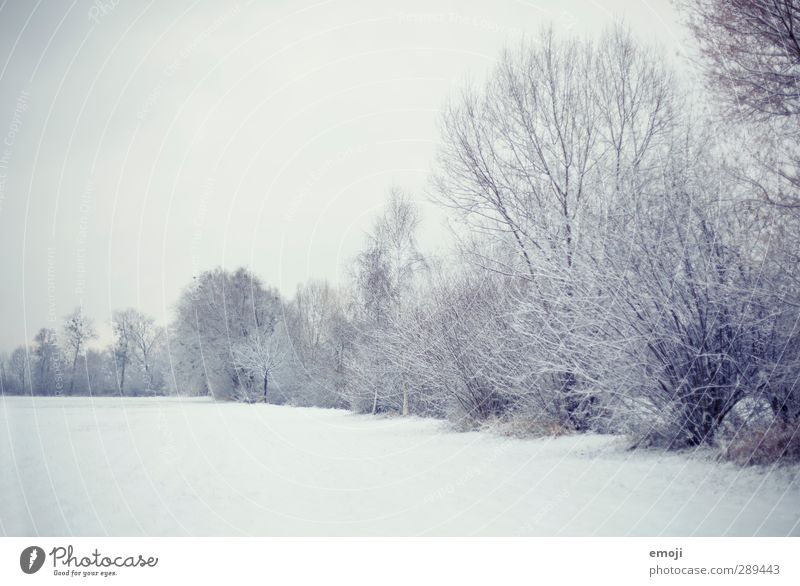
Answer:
[433,24,676,430]
[347,189,426,414]
[284,280,349,407]
[128,311,165,393]
[111,310,135,395]
[33,328,63,395]
[62,307,96,396]
[675,1,800,441]
[7,346,32,394]
[233,323,288,403]
[679,0,800,211]
[393,260,524,424]
[171,267,283,400]
[679,0,800,120]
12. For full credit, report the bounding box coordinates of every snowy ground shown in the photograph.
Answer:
[1,396,798,536]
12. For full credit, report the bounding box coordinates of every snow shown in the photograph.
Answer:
[1,396,798,536]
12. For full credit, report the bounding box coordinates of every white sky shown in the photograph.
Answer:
[0,0,690,350]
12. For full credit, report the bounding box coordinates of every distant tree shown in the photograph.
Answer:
[283,280,350,408]
[82,348,116,395]
[128,311,164,393]
[62,307,96,395]
[172,267,283,400]
[32,328,62,395]
[112,310,135,394]
[7,346,32,394]
[394,262,523,424]
[347,189,426,414]
[0,353,7,393]
[233,323,287,403]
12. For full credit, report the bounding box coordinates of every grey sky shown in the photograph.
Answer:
[0,0,688,350]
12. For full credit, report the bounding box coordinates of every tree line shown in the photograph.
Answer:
[0,307,168,398]
[2,4,799,465]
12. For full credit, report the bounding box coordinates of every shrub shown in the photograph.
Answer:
[480,413,572,439]
[723,421,800,466]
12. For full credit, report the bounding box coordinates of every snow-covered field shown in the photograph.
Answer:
[1,396,797,536]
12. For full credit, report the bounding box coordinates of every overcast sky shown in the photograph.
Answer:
[0,0,690,351]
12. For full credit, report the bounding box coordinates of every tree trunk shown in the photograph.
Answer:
[263,372,269,404]
[68,349,79,396]
[37,359,45,396]
[143,360,151,393]
[119,355,127,396]
[402,385,409,416]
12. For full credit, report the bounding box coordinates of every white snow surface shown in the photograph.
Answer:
[1,396,798,536]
